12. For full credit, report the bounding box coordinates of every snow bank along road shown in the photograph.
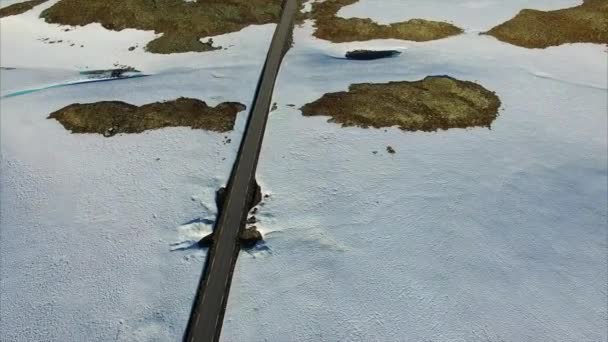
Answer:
[183,0,298,341]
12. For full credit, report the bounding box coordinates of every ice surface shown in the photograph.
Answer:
[222,16,607,342]
[337,0,583,32]
[0,67,77,96]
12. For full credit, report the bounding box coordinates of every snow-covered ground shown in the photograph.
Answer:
[0,73,251,342]
[222,4,607,342]
[2,0,606,341]
[0,7,275,341]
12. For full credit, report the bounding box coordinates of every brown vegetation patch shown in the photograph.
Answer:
[310,0,463,43]
[48,97,246,137]
[300,76,501,132]
[40,0,284,54]
[0,0,47,18]
[485,0,608,48]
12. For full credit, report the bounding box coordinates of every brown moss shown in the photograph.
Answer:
[40,0,284,54]
[0,0,47,18]
[300,76,501,132]
[485,0,608,48]
[310,0,463,43]
[48,97,246,137]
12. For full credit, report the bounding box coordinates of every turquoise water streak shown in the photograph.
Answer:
[2,74,148,98]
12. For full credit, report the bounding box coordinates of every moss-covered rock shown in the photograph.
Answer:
[301,76,501,132]
[0,0,47,18]
[40,0,284,53]
[48,97,246,136]
[310,0,463,43]
[485,0,608,48]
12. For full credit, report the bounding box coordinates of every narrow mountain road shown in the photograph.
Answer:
[183,1,298,341]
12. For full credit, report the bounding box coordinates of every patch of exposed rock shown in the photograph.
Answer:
[239,226,263,248]
[201,183,265,248]
[0,0,47,18]
[40,0,284,53]
[48,97,246,136]
[310,0,463,43]
[485,0,608,48]
[301,76,501,132]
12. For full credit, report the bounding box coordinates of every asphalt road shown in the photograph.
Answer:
[183,1,298,341]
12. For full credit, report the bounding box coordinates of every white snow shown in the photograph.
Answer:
[0,70,252,342]
[0,10,275,341]
[222,13,607,342]
[2,0,607,341]
[337,0,583,32]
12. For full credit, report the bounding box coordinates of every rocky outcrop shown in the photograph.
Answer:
[0,0,47,18]
[239,226,263,248]
[198,233,214,248]
[48,97,246,136]
[301,76,501,132]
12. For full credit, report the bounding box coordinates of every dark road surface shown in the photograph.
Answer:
[183,1,298,341]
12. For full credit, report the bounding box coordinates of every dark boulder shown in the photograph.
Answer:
[249,180,262,211]
[239,226,263,248]
[345,50,401,60]
[198,232,214,248]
